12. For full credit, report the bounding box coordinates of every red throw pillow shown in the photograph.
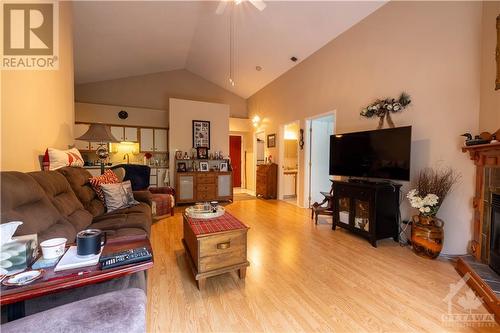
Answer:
[89,170,119,202]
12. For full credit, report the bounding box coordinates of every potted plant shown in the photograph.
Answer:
[406,168,460,259]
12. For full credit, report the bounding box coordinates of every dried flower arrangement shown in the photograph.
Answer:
[360,92,412,129]
[406,168,460,217]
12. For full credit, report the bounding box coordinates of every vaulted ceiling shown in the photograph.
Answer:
[73,1,386,98]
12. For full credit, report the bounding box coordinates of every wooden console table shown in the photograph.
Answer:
[182,212,249,289]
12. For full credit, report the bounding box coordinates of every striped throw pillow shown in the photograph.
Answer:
[89,170,119,202]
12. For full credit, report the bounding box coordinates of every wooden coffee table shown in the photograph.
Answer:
[182,212,249,289]
[1,235,153,320]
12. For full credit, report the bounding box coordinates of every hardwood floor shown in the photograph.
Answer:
[147,199,498,332]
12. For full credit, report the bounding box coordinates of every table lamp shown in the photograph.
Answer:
[76,123,119,174]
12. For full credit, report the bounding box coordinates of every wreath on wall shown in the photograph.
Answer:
[360,92,411,129]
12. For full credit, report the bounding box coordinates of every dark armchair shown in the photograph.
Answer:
[111,164,175,218]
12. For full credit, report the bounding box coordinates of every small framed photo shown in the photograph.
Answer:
[197,147,208,159]
[177,162,186,172]
[219,162,228,172]
[175,151,183,160]
[199,161,209,172]
[267,134,276,148]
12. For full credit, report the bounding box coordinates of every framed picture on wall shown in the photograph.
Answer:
[192,120,211,148]
[267,134,276,148]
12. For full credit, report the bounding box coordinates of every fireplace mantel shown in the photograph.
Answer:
[462,142,500,167]
[462,141,500,260]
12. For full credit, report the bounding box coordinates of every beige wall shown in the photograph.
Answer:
[1,2,74,171]
[479,1,500,130]
[75,69,248,119]
[248,1,482,255]
[75,102,168,128]
[169,98,230,186]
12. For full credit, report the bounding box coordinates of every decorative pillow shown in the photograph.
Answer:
[100,180,140,212]
[43,147,84,170]
[89,170,119,202]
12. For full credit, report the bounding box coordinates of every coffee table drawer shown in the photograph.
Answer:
[199,248,246,271]
[199,231,246,258]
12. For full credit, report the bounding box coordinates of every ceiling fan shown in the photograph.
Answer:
[216,0,266,15]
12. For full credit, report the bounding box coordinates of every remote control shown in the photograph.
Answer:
[99,247,152,270]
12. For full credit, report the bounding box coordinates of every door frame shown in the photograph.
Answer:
[303,110,336,208]
[229,133,245,188]
[278,120,300,206]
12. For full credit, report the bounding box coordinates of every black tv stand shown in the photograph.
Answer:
[331,180,401,247]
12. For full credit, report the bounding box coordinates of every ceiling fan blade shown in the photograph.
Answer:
[249,0,266,11]
[215,1,228,15]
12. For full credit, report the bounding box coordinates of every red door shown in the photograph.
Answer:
[229,135,242,187]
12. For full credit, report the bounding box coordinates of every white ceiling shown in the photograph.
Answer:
[73,1,386,98]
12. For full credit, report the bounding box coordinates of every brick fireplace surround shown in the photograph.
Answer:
[459,141,500,321]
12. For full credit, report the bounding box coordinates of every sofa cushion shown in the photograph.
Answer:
[29,171,93,232]
[0,172,77,242]
[90,203,151,235]
[57,167,105,217]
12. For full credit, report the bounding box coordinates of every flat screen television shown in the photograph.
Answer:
[329,126,411,181]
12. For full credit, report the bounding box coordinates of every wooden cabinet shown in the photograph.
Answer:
[111,126,124,142]
[110,126,138,142]
[332,180,401,247]
[75,123,164,153]
[256,163,278,199]
[140,128,154,152]
[140,128,167,152]
[176,171,233,204]
[154,129,167,152]
[156,168,168,187]
[124,127,138,142]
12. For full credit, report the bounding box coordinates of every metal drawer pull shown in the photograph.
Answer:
[217,241,231,249]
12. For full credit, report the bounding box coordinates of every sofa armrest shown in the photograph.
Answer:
[133,190,152,206]
[149,186,175,196]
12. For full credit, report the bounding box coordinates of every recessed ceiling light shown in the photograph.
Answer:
[256,66,262,71]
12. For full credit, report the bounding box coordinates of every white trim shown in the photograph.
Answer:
[278,120,300,206]
[303,110,336,208]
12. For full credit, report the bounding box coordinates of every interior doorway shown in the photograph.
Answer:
[305,113,335,208]
[279,121,300,205]
[229,135,242,188]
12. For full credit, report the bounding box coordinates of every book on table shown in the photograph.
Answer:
[54,246,102,272]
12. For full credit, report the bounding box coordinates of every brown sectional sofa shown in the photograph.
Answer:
[1,166,152,242]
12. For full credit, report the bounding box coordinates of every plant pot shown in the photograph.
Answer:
[411,215,444,259]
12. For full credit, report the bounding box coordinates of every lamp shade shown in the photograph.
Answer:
[76,123,119,143]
